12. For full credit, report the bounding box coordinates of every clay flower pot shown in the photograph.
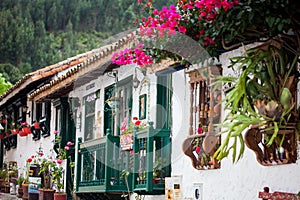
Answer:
[54,193,67,200]
[38,188,55,200]
[19,131,28,137]
[22,127,31,134]
[22,183,29,199]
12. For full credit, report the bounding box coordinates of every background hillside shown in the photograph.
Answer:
[0,0,175,84]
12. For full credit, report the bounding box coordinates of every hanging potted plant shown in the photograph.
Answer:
[19,130,28,137]
[214,43,299,165]
[34,121,40,129]
[21,122,31,134]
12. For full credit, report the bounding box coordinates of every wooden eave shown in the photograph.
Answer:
[0,54,89,108]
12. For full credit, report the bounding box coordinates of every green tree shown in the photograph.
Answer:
[0,63,23,84]
[0,73,12,95]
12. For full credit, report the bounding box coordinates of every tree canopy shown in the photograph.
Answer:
[0,0,176,86]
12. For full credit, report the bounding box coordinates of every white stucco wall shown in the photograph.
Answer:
[3,114,56,176]
[171,46,300,200]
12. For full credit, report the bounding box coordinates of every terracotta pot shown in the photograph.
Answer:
[22,184,29,200]
[11,129,19,135]
[54,193,67,200]
[19,131,28,137]
[34,122,40,129]
[22,127,31,134]
[38,188,55,200]
[17,187,24,198]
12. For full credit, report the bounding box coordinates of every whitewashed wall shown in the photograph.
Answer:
[3,113,56,176]
[171,45,300,200]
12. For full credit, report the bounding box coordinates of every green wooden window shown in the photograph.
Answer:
[84,93,96,141]
[104,76,132,136]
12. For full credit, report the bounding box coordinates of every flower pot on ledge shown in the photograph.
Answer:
[19,131,28,137]
[38,188,55,200]
[22,127,31,134]
[34,122,40,129]
[22,183,29,200]
[11,129,19,135]
[54,193,67,200]
[244,124,297,166]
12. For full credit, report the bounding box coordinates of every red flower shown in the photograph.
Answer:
[135,120,141,126]
[27,158,32,163]
[133,117,138,121]
[195,146,201,153]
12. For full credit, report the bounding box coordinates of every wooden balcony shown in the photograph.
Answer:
[76,132,130,195]
[132,124,171,194]
[76,123,171,196]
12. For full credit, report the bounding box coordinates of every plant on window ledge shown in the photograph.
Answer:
[213,44,299,163]
[120,117,148,151]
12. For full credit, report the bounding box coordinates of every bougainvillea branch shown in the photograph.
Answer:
[112,0,238,67]
[112,0,300,67]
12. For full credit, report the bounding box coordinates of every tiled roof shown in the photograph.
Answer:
[29,30,140,102]
[0,52,90,105]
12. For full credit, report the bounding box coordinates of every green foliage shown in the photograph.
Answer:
[0,73,12,95]
[199,0,300,56]
[214,45,299,162]
[17,174,25,187]
[0,0,176,83]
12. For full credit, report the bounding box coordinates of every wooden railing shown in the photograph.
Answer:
[76,123,171,195]
[132,123,171,194]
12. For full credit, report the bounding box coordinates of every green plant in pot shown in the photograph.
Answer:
[214,43,299,163]
[17,173,25,198]
[153,156,167,182]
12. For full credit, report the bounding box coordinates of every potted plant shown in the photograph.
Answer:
[214,43,299,164]
[17,173,25,198]
[153,156,167,184]
[22,158,31,200]
[21,122,31,135]
[35,135,74,200]
[0,167,9,193]
[120,117,147,151]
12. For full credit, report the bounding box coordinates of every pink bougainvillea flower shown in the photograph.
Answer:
[178,26,187,34]
[64,146,70,151]
[56,159,63,164]
[195,146,201,153]
[53,130,59,135]
[67,141,73,146]
[197,127,203,134]
[120,118,129,133]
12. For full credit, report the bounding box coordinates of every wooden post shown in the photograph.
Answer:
[189,83,194,135]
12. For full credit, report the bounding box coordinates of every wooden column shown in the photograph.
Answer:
[189,83,194,135]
